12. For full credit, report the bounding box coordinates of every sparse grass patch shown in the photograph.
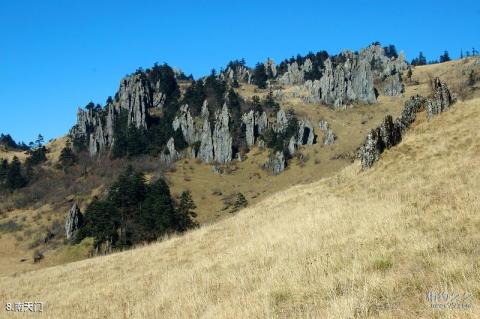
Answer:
[0,220,23,233]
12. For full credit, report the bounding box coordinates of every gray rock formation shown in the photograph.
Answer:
[383,73,404,96]
[212,104,233,164]
[305,53,376,108]
[279,59,312,85]
[117,74,150,129]
[221,65,252,84]
[160,137,179,164]
[70,72,159,156]
[359,45,408,77]
[426,78,453,120]
[358,128,382,170]
[173,104,200,144]
[393,95,424,134]
[297,119,315,145]
[265,151,285,175]
[264,58,277,78]
[274,109,289,133]
[358,115,402,170]
[323,129,336,145]
[70,104,116,156]
[65,203,83,240]
[302,45,407,107]
[198,115,214,163]
[241,110,256,148]
[358,80,454,170]
[241,110,269,148]
[288,136,297,156]
[318,119,336,145]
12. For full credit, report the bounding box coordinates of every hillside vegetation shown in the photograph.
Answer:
[1,61,479,318]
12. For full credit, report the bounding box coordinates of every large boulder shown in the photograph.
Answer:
[65,203,83,240]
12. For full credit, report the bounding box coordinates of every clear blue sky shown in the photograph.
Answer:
[1,0,478,144]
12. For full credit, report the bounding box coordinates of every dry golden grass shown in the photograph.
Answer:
[1,90,479,317]
[1,59,478,280]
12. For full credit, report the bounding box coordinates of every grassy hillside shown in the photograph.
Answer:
[1,68,479,317]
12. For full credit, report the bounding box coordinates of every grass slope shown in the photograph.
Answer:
[1,90,479,317]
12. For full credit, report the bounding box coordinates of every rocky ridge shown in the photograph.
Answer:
[358,78,454,169]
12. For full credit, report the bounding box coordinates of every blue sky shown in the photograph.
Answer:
[1,0,479,144]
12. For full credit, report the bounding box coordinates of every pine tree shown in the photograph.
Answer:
[440,51,451,63]
[6,156,27,190]
[176,191,198,230]
[59,141,77,168]
[253,63,268,89]
[35,134,44,148]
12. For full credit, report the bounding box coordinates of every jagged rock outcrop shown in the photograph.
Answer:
[241,110,269,148]
[358,128,382,170]
[383,73,404,96]
[70,104,116,155]
[359,45,408,77]
[288,136,297,156]
[198,110,214,163]
[426,78,453,120]
[301,45,407,106]
[358,79,454,169]
[70,72,159,156]
[264,58,277,78]
[160,137,179,164]
[393,95,424,134]
[297,119,315,145]
[265,151,285,175]
[117,74,150,129]
[359,115,402,170]
[65,203,83,240]
[304,53,376,107]
[323,130,336,145]
[173,104,200,144]
[279,59,312,85]
[318,120,336,145]
[242,110,256,148]
[221,65,252,84]
[212,104,233,164]
[274,109,289,133]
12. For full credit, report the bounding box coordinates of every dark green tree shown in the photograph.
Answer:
[26,146,47,166]
[137,179,177,241]
[6,156,27,190]
[176,191,198,231]
[439,51,451,63]
[253,63,268,89]
[75,199,120,247]
[59,141,77,168]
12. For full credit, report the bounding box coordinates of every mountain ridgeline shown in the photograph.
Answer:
[69,44,408,174]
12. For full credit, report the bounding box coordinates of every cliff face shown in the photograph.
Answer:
[275,45,407,108]
[69,44,409,172]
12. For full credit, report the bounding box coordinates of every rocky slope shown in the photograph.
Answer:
[70,44,408,175]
